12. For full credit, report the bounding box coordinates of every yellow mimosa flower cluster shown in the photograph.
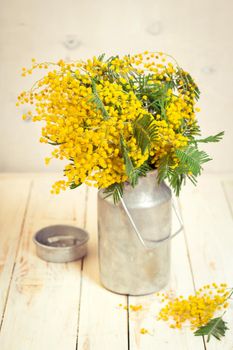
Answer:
[17,52,200,193]
[157,283,230,330]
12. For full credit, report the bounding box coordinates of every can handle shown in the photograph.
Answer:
[120,197,183,249]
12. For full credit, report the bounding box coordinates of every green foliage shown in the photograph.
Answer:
[157,155,170,183]
[158,146,212,195]
[103,163,152,204]
[157,138,224,195]
[89,78,109,120]
[191,131,224,144]
[47,139,66,146]
[133,114,157,154]
[120,135,152,188]
[47,141,60,146]
[120,134,135,181]
[175,146,212,176]
[69,182,82,190]
[168,170,185,196]
[132,74,172,118]
[157,153,201,196]
[106,55,119,63]
[179,70,201,100]
[194,316,228,342]
[183,123,201,138]
[104,55,123,82]
[157,156,186,196]
[103,182,124,204]
[97,53,106,62]
[129,162,152,187]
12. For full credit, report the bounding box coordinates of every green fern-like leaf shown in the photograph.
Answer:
[89,79,109,120]
[191,131,224,144]
[103,182,124,204]
[179,70,200,101]
[157,155,170,184]
[106,55,119,63]
[129,162,152,187]
[157,155,198,196]
[133,114,157,154]
[120,135,152,187]
[187,173,198,186]
[184,123,201,138]
[47,140,66,146]
[194,317,228,342]
[175,146,212,176]
[69,182,82,190]
[97,53,106,62]
[103,162,151,204]
[120,135,135,180]
[167,169,185,196]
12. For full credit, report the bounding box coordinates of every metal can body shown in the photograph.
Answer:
[98,171,172,295]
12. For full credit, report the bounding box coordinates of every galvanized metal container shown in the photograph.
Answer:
[98,170,182,295]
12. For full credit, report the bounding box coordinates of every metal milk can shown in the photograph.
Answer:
[97,170,183,295]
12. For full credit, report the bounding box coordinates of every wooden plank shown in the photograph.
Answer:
[1,174,232,349]
[77,187,128,350]
[0,176,31,325]
[128,198,204,350]
[179,175,233,350]
[0,176,86,350]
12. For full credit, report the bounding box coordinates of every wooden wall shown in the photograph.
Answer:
[0,0,232,172]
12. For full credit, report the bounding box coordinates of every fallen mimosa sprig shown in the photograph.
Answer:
[157,283,232,343]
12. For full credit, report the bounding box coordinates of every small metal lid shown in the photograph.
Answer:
[33,225,89,263]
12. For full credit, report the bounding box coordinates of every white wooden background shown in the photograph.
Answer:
[0,0,233,172]
[0,173,232,350]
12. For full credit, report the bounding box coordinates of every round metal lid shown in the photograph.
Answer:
[33,225,89,263]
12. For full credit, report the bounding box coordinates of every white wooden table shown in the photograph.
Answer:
[0,173,232,350]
